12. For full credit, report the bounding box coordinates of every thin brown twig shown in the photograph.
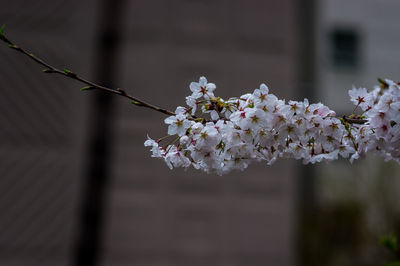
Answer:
[0,29,175,116]
[342,116,368,124]
[0,27,369,125]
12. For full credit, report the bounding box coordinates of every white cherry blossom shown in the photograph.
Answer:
[349,86,374,111]
[164,113,193,136]
[145,77,400,175]
[190,76,216,99]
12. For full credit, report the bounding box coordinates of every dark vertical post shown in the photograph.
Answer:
[298,0,317,98]
[74,0,126,265]
[296,0,316,264]
[297,0,316,212]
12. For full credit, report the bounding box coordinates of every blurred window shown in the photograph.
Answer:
[330,28,359,68]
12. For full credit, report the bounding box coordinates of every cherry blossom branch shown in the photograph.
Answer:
[0,25,175,116]
[2,25,399,175]
[342,116,368,124]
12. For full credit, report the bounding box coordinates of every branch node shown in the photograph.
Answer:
[117,88,127,96]
[63,68,77,78]
[8,44,21,51]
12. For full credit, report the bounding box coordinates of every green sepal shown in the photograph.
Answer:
[63,68,72,74]
[378,77,389,89]
[81,86,93,91]
[0,25,9,43]
[62,68,77,78]
[130,100,141,105]
[8,44,20,50]
[0,24,5,36]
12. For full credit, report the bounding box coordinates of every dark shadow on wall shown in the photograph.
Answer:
[73,0,126,266]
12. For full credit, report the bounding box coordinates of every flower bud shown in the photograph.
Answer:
[180,135,190,145]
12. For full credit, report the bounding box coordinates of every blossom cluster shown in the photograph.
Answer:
[145,77,400,175]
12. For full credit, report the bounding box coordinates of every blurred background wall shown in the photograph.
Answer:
[0,0,96,265]
[300,0,400,265]
[0,1,399,266]
[0,0,298,265]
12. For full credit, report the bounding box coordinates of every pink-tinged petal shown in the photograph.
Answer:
[183,120,194,129]
[191,91,203,99]
[168,124,177,135]
[190,82,200,93]
[203,91,215,99]
[210,110,219,120]
[199,76,207,86]
[259,83,269,94]
[175,106,186,115]
[144,137,155,147]
[164,116,176,124]
[206,83,216,92]
[176,126,187,136]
